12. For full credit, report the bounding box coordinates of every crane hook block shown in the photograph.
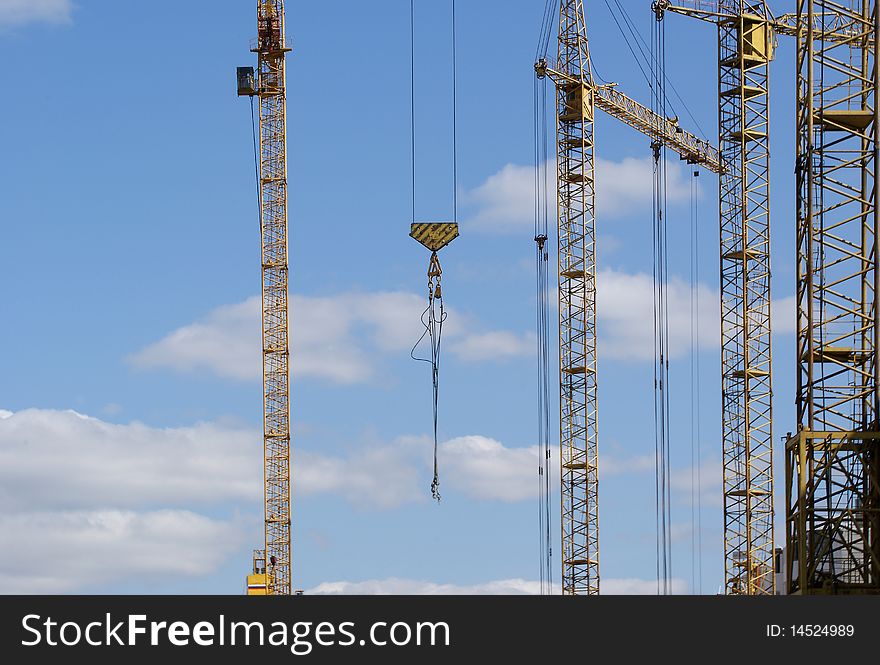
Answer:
[410,222,459,253]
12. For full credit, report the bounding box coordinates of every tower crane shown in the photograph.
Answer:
[653,0,776,596]
[238,0,293,597]
[656,0,880,597]
[785,0,880,595]
[536,0,721,595]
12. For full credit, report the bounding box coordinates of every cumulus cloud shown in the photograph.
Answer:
[598,269,798,360]
[772,294,797,335]
[130,291,533,384]
[602,453,655,475]
[599,268,719,361]
[0,408,568,592]
[308,577,688,595]
[0,0,72,27]
[448,331,535,362]
[0,408,259,511]
[308,578,542,595]
[671,459,722,508]
[0,409,575,514]
[602,577,689,595]
[466,157,693,234]
[0,510,242,594]
[129,293,432,384]
[440,436,538,502]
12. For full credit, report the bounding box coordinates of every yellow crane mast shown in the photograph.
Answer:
[786,0,880,595]
[238,0,293,597]
[655,0,776,596]
[542,0,600,596]
[537,1,720,596]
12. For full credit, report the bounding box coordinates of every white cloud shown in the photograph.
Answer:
[0,0,72,27]
[772,294,797,335]
[448,331,534,362]
[599,269,798,361]
[130,291,533,384]
[602,453,655,475]
[599,268,719,361]
[671,459,722,508]
[602,577,689,595]
[0,510,242,594]
[440,436,538,502]
[0,408,259,511]
[0,410,547,515]
[308,578,542,595]
[129,292,435,384]
[308,577,688,595]
[295,442,423,510]
[466,157,693,234]
[0,407,558,592]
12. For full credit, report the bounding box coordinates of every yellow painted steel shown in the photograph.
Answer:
[410,223,460,252]
[246,549,271,595]
[656,0,776,596]
[243,0,293,596]
[546,0,600,596]
[786,0,880,595]
[537,2,723,596]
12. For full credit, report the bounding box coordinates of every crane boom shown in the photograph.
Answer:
[594,85,721,173]
[254,0,292,596]
[538,57,722,172]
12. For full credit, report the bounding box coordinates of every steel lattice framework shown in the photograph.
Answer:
[717,0,775,596]
[538,1,726,595]
[786,0,880,595]
[256,0,292,596]
[656,0,776,595]
[551,0,600,596]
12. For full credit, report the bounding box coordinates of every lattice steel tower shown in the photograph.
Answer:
[786,0,880,594]
[655,0,776,595]
[239,0,293,596]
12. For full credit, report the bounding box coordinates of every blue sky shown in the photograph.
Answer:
[0,0,801,594]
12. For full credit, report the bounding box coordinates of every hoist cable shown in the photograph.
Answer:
[410,258,447,501]
[409,0,458,502]
[651,13,673,596]
[410,0,416,224]
[603,0,708,139]
[535,0,558,61]
[689,168,704,594]
[534,58,553,594]
[452,0,458,223]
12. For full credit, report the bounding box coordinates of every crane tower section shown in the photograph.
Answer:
[549,0,600,596]
[717,0,775,597]
[787,0,880,595]
[655,0,776,595]
[256,0,292,596]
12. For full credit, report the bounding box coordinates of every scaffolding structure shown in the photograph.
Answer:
[786,0,880,595]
